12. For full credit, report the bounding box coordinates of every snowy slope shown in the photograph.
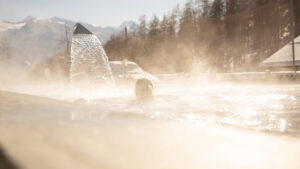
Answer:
[0,16,137,65]
[109,61,158,83]
[0,22,26,32]
[0,17,67,64]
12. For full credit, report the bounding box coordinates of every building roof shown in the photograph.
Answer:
[73,23,93,35]
[261,35,300,67]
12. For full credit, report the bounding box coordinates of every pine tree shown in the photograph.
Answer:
[138,15,147,40]
[148,15,161,42]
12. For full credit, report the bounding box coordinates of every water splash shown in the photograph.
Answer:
[70,24,114,86]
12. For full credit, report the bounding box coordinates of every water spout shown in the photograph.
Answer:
[70,23,114,86]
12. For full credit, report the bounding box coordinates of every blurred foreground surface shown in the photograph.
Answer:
[0,77,300,169]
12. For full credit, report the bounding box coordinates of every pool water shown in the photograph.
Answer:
[0,78,300,169]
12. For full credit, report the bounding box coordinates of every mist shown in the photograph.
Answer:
[1,0,300,169]
[105,0,300,73]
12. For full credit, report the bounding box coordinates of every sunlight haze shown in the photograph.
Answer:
[1,1,300,169]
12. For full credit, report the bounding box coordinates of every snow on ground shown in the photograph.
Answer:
[110,61,158,83]
[0,22,25,32]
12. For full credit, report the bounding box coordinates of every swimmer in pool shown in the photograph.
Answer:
[135,78,154,102]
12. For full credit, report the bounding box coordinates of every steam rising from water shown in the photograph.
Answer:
[1,74,300,169]
[1,76,300,136]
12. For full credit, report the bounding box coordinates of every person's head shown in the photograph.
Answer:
[135,78,153,102]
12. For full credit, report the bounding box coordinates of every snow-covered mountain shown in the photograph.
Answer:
[0,16,137,65]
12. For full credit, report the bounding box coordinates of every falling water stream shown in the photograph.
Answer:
[70,24,114,85]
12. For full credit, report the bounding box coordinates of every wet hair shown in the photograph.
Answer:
[135,78,154,102]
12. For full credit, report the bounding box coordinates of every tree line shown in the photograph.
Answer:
[104,0,300,73]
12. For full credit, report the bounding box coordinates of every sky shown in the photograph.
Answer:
[0,0,187,27]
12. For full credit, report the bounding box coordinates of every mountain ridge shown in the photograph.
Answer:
[0,16,136,65]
